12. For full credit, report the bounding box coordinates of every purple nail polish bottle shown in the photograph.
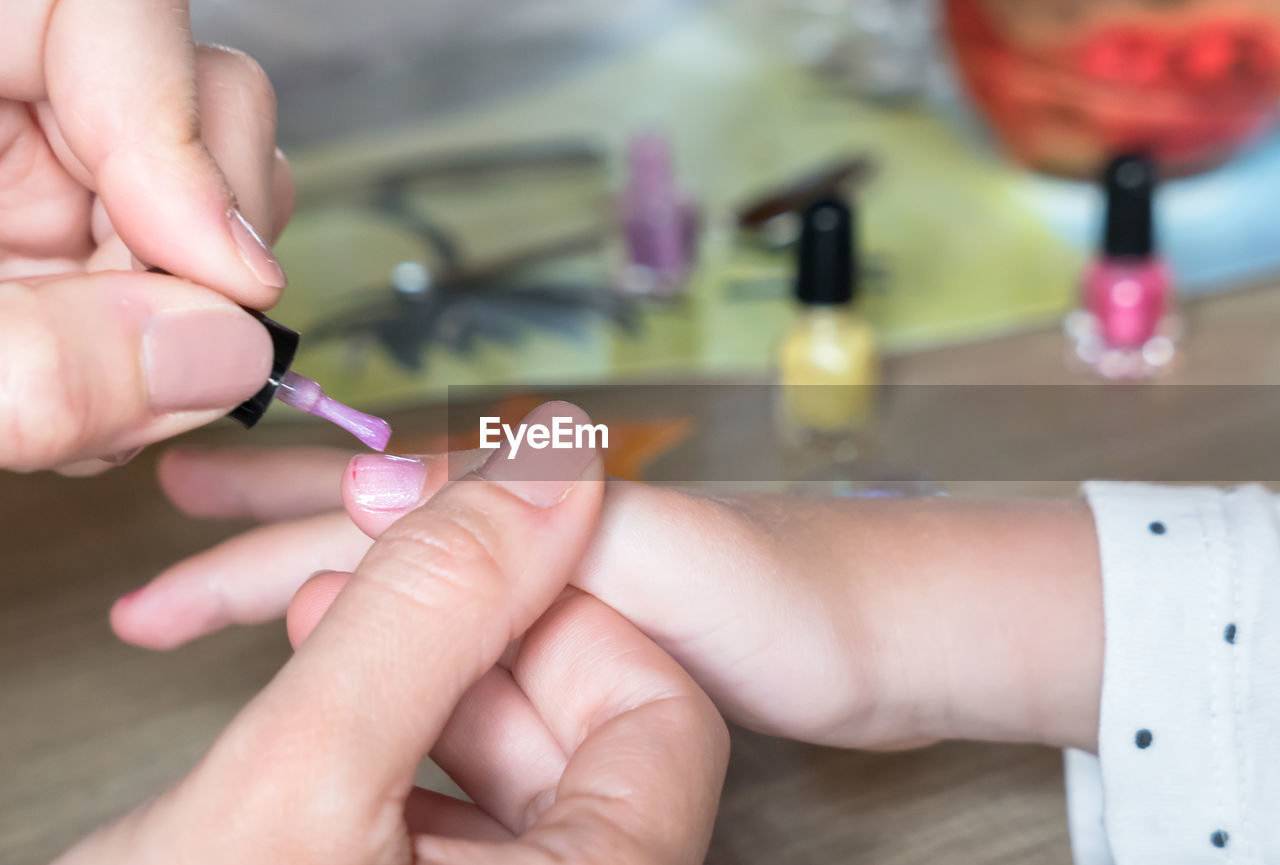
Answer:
[619,133,700,297]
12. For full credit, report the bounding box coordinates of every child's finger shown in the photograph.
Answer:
[113,510,370,650]
[159,446,353,521]
[285,569,351,648]
[343,449,488,537]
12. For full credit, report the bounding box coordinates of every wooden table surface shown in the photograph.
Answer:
[5,284,1280,865]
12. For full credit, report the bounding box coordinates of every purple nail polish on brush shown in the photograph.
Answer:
[228,311,392,451]
[275,371,392,451]
[143,267,391,450]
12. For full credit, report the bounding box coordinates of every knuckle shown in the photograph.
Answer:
[199,44,277,120]
[366,506,508,612]
[526,810,648,865]
[274,148,296,197]
[206,721,401,861]
[0,284,87,470]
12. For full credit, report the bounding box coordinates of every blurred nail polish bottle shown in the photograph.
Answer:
[618,133,700,297]
[1066,154,1181,379]
[777,195,879,452]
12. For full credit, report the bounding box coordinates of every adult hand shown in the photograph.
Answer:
[1,0,293,472]
[63,404,727,864]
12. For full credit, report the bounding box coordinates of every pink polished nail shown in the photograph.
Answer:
[477,403,598,507]
[351,455,427,511]
[144,309,274,412]
[228,207,287,289]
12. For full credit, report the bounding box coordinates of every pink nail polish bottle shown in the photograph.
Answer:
[1066,154,1181,379]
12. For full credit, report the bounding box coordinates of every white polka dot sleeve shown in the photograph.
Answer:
[1066,482,1280,865]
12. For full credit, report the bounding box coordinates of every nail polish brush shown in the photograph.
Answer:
[228,311,392,451]
[145,268,391,450]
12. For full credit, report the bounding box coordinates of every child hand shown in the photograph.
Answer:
[119,443,890,746]
[123,408,1103,752]
[341,455,1103,753]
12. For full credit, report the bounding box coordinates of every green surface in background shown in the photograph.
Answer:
[271,2,1081,409]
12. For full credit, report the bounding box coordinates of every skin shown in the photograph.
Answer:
[0,0,294,473]
[2,5,728,860]
[122,417,1106,754]
[2,0,1102,848]
[63,406,729,865]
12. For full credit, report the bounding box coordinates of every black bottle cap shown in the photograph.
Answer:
[1102,154,1158,258]
[228,310,300,429]
[796,195,858,305]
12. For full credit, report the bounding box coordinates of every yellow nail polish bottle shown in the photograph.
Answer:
[777,195,879,451]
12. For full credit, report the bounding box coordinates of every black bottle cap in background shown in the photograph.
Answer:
[1102,154,1158,258]
[227,310,300,429]
[796,195,858,306]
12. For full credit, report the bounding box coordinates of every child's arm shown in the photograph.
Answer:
[129,433,1280,862]
[125,444,1108,754]
[708,493,1106,753]
[341,460,1106,753]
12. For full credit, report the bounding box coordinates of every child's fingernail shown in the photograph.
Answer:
[350,455,427,511]
[476,403,597,507]
[227,207,287,289]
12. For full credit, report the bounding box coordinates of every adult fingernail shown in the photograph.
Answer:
[103,447,144,466]
[476,403,598,507]
[144,310,273,412]
[227,207,287,289]
[350,455,427,511]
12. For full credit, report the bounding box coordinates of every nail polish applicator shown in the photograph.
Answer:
[229,311,392,451]
[144,268,391,450]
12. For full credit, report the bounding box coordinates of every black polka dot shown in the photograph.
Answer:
[1135,729,1153,749]
[1211,830,1229,849]
[1149,521,1167,535]
[1225,624,1237,644]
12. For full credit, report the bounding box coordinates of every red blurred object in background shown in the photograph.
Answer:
[945,0,1280,177]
